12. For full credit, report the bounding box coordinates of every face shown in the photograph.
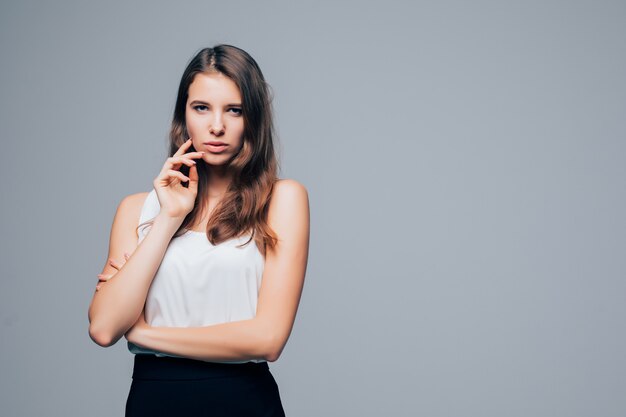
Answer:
[185,72,245,166]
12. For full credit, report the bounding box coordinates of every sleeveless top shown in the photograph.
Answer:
[127,189,267,363]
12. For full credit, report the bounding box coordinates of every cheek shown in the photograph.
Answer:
[236,130,245,148]
[185,114,195,131]
[235,123,245,140]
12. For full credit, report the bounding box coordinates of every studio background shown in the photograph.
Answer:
[1,1,625,416]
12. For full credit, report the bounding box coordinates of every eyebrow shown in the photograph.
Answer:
[189,100,242,106]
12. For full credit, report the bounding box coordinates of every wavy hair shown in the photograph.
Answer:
[138,45,280,255]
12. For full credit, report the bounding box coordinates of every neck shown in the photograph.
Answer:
[205,165,233,198]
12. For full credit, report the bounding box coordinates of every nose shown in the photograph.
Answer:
[209,112,225,135]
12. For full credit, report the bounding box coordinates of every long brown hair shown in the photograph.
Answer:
[139,45,280,254]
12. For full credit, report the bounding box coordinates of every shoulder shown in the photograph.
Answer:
[272,178,308,198]
[118,191,151,213]
[267,179,310,237]
[114,191,152,226]
[269,179,309,211]
[102,191,153,252]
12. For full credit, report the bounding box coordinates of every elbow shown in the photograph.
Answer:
[88,305,115,347]
[88,323,116,347]
[253,319,287,362]
[265,349,279,363]
[263,334,286,363]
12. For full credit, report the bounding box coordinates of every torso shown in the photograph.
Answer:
[128,187,267,363]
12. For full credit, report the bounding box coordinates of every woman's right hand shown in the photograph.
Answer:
[153,138,205,219]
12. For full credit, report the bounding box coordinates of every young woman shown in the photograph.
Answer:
[88,44,310,416]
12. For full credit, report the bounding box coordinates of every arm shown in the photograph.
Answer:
[88,193,183,347]
[128,179,310,362]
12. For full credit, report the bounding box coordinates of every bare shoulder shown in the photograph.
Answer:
[115,191,151,239]
[274,178,308,193]
[119,191,150,219]
[270,179,309,210]
[122,191,151,209]
[267,179,310,242]
[96,191,151,279]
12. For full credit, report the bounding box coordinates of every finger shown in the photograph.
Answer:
[161,156,187,175]
[155,163,191,187]
[164,156,183,171]
[169,156,195,168]
[173,138,193,157]
[183,152,205,159]
[166,155,201,170]
[97,273,113,282]
[167,169,189,183]
[109,258,123,270]
[179,157,197,168]
[188,163,199,194]
[157,155,201,185]
[154,172,178,188]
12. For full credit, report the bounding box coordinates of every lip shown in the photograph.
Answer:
[204,141,227,146]
[204,143,228,153]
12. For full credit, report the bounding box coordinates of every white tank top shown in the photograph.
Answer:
[127,189,267,363]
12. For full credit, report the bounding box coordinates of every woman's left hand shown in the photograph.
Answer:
[96,252,131,291]
[125,309,149,345]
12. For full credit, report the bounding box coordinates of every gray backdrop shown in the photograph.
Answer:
[1,0,625,416]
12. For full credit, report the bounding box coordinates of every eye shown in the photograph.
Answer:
[193,105,208,112]
[229,108,243,115]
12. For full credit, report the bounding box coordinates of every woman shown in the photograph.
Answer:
[87,44,310,417]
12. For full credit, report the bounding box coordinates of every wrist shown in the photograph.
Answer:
[128,322,151,347]
[136,324,151,347]
[154,213,185,233]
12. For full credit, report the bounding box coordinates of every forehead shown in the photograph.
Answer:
[187,72,241,102]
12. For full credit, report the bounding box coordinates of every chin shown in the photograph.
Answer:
[201,156,231,166]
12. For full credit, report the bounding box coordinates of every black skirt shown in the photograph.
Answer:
[125,354,286,417]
